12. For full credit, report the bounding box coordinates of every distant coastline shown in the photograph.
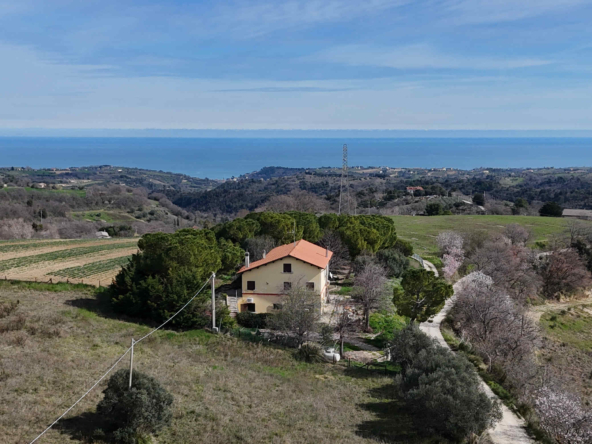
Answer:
[1,129,592,138]
[1,136,591,179]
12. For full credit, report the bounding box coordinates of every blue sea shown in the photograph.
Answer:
[0,137,591,179]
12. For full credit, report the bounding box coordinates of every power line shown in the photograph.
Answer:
[28,275,213,444]
[338,144,349,215]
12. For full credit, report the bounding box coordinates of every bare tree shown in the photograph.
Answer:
[469,236,541,303]
[539,248,592,300]
[318,229,350,271]
[0,219,34,239]
[264,190,329,213]
[269,285,321,347]
[333,300,361,357]
[352,262,389,330]
[503,224,531,246]
[567,219,592,245]
[244,235,276,261]
[453,272,538,372]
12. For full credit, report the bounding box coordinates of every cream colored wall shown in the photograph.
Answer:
[237,257,329,314]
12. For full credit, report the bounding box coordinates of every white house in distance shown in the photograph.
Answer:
[235,239,333,314]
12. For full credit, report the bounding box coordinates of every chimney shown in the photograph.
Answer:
[325,247,329,257]
[263,250,266,259]
[245,252,250,268]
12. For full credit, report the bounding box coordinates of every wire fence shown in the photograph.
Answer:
[411,253,424,267]
[27,275,213,444]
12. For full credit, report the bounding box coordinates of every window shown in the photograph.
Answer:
[306,282,315,291]
[283,282,292,291]
[283,263,292,273]
[241,303,255,312]
[246,281,255,291]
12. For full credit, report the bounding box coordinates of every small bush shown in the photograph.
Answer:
[393,238,414,257]
[376,249,409,278]
[236,312,271,329]
[294,342,323,363]
[369,312,407,343]
[97,369,173,444]
[0,313,26,333]
[0,300,19,319]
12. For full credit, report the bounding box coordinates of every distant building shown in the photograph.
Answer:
[235,240,333,314]
[32,183,47,189]
[563,209,592,220]
[406,186,424,196]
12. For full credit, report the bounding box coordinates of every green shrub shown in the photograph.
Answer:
[376,249,409,278]
[539,201,563,217]
[425,203,443,216]
[236,312,271,329]
[294,342,323,363]
[97,369,173,444]
[393,238,414,257]
[369,312,407,343]
[391,326,502,441]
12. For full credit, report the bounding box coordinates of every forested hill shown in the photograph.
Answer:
[168,166,592,216]
[0,165,219,193]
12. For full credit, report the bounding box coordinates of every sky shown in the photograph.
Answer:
[1,0,592,131]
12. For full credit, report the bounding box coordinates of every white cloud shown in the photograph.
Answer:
[169,0,409,38]
[311,44,552,70]
[437,0,588,24]
[0,42,590,130]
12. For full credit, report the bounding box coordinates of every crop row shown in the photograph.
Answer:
[0,241,138,272]
[50,256,132,279]
[0,239,96,254]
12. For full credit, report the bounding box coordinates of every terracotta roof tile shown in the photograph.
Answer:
[238,239,332,273]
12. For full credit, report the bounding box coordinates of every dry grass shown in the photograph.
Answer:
[0,285,432,444]
[537,300,592,403]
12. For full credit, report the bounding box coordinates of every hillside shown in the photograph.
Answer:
[392,215,577,263]
[2,284,428,444]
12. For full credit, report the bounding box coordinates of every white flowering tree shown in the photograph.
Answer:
[534,386,592,444]
[437,231,465,279]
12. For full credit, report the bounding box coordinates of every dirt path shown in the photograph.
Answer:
[528,295,592,322]
[4,247,137,286]
[422,259,439,277]
[420,279,534,444]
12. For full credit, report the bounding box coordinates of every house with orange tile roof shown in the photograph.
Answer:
[235,239,333,314]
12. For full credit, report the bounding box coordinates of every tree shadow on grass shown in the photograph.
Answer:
[356,384,442,444]
[64,287,157,328]
[57,411,111,443]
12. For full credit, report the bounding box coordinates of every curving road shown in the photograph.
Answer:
[419,279,534,444]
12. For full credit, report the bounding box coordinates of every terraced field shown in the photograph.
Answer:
[0,238,137,286]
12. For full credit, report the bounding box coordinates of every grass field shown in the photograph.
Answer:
[392,215,578,261]
[535,300,592,405]
[71,210,140,223]
[0,239,137,286]
[0,285,431,444]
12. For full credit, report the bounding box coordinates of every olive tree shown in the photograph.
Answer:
[97,369,173,443]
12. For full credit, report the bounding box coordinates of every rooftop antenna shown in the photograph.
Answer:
[338,144,350,215]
